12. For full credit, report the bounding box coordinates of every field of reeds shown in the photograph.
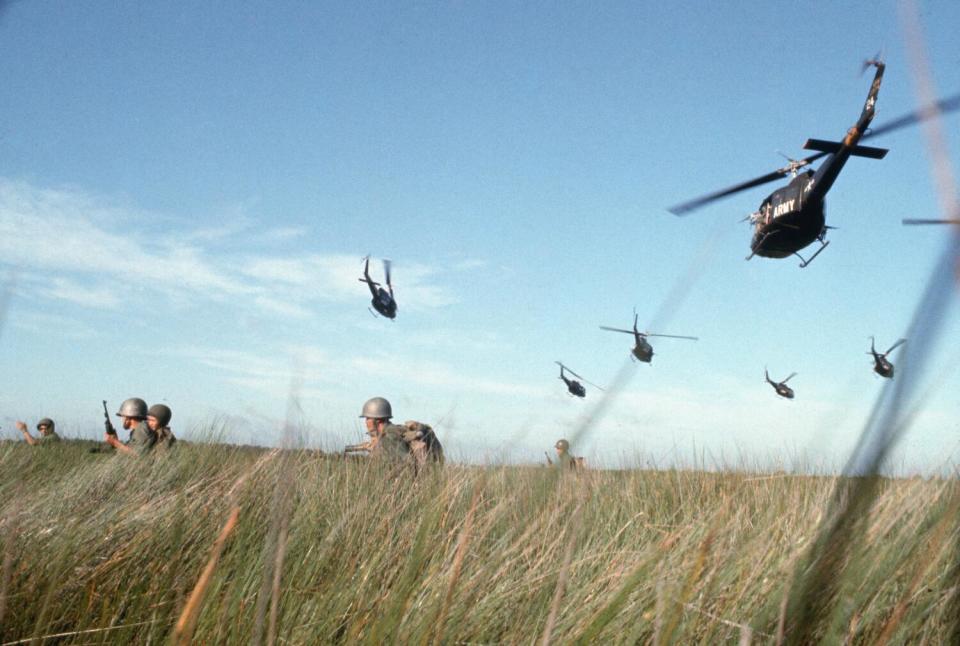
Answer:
[0,438,957,645]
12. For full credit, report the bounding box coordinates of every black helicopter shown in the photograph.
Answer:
[359,256,397,319]
[599,312,697,363]
[555,361,603,398]
[765,369,797,399]
[868,337,905,379]
[671,61,960,267]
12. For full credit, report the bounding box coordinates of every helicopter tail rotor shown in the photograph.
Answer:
[860,53,883,76]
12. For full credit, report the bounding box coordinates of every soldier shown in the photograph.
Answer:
[358,397,411,461]
[104,397,157,455]
[554,439,583,471]
[16,418,61,445]
[147,404,177,450]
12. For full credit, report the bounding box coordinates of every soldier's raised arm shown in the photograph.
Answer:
[16,420,38,446]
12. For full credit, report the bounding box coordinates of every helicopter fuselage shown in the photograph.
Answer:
[632,334,654,363]
[371,287,397,319]
[750,172,825,259]
[775,384,795,399]
[562,376,586,398]
[872,356,894,379]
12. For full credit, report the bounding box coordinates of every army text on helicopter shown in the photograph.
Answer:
[599,312,697,363]
[868,337,905,379]
[555,361,603,398]
[671,61,960,267]
[765,369,797,399]
[359,256,397,319]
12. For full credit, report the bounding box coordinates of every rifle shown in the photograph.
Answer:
[343,442,371,456]
[544,451,553,466]
[102,400,117,436]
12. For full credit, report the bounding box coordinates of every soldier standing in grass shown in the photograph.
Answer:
[16,418,61,445]
[104,397,157,455]
[147,404,176,451]
[553,439,584,471]
[358,397,411,461]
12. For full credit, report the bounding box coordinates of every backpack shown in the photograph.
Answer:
[401,420,444,466]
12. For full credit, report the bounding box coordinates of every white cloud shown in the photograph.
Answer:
[36,276,119,309]
[0,178,457,318]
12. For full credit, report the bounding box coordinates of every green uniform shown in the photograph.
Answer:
[557,451,578,471]
[126,420,157,455]
[39,431,61,444]
[370,424,412,461]
[155,427,177,451]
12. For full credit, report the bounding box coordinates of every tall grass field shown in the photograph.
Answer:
[1,439,957,644]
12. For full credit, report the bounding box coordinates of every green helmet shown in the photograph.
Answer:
[116,397,148,419]
[360,397,392,420]
[147,404,172,427]
[37,418,55,432]
[555,439,570,451]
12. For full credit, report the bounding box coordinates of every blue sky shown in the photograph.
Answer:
[2,1,959,471]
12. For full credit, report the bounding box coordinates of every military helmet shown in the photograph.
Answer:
[116,397,148,419]
[36,418,55,432]
[360,397,392,420]
[147,404,172,427]
[555,439,570,451]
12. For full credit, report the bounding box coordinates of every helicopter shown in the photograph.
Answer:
[670,61,960,267]
[359,256,397,319]
[765,369,797,399]
[555,361,603,398]
[868,337,905,379]
[599,311,698,363]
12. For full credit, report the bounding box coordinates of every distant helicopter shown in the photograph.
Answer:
[671,61,960,267]
[868,337,905,379]
[599,312,697,363]
[555,361,603,398]
[359,256,397,319]
[765,369,796,399]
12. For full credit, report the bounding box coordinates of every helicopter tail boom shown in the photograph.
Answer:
[802,138,888,159]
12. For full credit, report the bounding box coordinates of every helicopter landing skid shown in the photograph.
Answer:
[795,239,830,268]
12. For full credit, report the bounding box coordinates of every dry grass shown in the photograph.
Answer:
[1,439,957,644]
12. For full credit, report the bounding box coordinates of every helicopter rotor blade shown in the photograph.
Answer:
[599,326,635,335]
[863,93,960,141]
[556,362,599,389]
[581,377,606,393]
[668,153,828,216]
[902,218,960,225]
[643,332,699,341]
[885,338,906,355]
[782,372,798,384]
[383,259,393,289]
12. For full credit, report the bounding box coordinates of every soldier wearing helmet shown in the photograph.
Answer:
[104,397,157,455]
[16,418,61,445]
[147,404,176,451]
[358,397,410,460]
[554,438,583,471]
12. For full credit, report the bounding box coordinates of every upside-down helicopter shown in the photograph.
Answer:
[671,61,960,267]
[765,369,797,399]
[359,256,397,319]
[555,361,603,398]
[599,311,698,363]
[868,337,906,379]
